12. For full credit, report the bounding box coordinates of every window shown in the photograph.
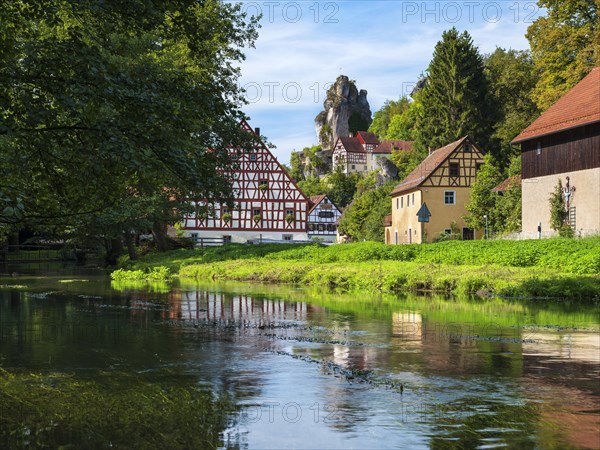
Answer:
[318,211,334,218]
[351,164,355,170]
[307,223,315,231]
[326,224,336,232]
[190,233,198,242]
[285,209,294,217]
[222,206,230,214]
[401,197,404,208]
[318,224,325,231]
[444,229,452,235]
[449,162,460,177]
[253,208,261,216]
[462,228,474,241]
[444,191,455,205]
[282,234,293,241]
[464,143,471,152]
[223,235,232,244]
[259,180,268,190]
[411,193,415,205]
[250,154,257,161]
[406,195,410,207]
[396,198,399,209]
[364,166,367,170]
[536,142,541,155]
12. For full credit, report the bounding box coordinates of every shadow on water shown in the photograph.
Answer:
[0,266,598,449]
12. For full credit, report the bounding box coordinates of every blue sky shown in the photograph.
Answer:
[233,1,544,164]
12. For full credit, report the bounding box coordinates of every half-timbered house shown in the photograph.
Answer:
[182,121,310,244]
[385,136,485,244]
[307,195,342,242]
[332,132,413,175]
[512,67,599,237]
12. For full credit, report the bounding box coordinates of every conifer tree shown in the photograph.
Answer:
[415,28,496,154]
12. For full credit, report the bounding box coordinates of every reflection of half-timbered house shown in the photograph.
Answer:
[307,195,342,242]
[385,136,484,244]
[182,121,309,243]
[512,67,599,237]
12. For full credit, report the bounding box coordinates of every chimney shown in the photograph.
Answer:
[254,127,260,136]
[428,147,432,156]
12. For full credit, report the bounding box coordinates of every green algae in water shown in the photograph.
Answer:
[0,368,235,449]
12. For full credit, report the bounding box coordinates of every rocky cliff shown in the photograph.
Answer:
[314,75,372,150]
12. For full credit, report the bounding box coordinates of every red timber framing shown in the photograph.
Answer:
[182,120,309,237]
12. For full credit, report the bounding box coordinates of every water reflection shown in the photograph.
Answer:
[0,272,598,449]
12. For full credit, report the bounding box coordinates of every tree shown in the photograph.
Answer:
[325,168,361,208]
[549,179,568,232]
[0,1,258,252]
[337,182,394,242]
[464,154,504,232]
[415,28,497,155]
[484,48,540,168]
[527,0,600,111]
[369,98,411,138]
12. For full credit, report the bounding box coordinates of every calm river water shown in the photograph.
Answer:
[1,263,599,449]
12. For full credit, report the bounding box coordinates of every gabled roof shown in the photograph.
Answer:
[373,140,413,154]
[308,194,326,209]
[308,194,340,215]
[491,175,521,193]
[512,67,600,143]
[390,136,469,196]
[356,131,379,145]
[336,136,366,153]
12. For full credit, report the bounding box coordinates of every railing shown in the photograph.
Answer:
[193,237,227,248]
[0,244,69,262]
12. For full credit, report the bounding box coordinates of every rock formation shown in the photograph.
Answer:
[375,157,400,187]
[314,75,372,151]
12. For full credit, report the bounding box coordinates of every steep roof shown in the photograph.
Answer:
[356,131,379,145]
[491,175,521,193]
[373,140,414,154]
[337,136,366,153]
[512,67,600,143]
[390,137,469,196]
[308,194,341,215]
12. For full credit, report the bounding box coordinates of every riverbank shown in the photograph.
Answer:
[117,238,600,300]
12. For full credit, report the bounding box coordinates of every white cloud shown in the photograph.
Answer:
[236,1,543,165]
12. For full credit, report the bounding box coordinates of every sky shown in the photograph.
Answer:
[232,0,544,164]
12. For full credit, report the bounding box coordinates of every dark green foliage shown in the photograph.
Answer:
[464,154,504,231]
[337,182,395,241]
[289,145,325,181]
[348,111,370,134]
[484,48,540,167]
[0,1,258,246]
[326,168,361,208]
[415,28,496,155]
[549,179,567,232]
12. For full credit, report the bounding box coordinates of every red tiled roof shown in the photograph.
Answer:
[308,194,326,214]
[512,67,600,143]
[390,136,469,196]
[373,140,414,154]
[491,175,521,193]
[356,131,379,145]
[337,136,366,153]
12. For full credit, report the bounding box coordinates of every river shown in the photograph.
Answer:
[1,263,599,449]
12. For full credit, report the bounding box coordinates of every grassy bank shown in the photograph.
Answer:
[117,238,600,299]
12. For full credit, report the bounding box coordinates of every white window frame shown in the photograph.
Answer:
[444,190,456,205]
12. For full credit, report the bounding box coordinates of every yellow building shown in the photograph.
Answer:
[385,136,484,244]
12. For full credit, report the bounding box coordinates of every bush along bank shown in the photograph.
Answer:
[115,238,600,300]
